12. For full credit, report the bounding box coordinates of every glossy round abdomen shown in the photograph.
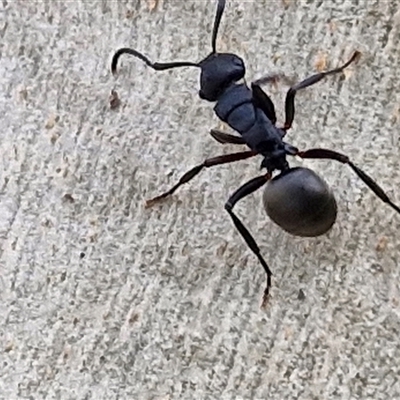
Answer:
[263,167,337,237]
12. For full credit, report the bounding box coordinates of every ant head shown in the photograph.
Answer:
[198,1,245,102]
[198,53,245,101]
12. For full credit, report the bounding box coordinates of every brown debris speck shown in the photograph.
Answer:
[315,52,328,72]
[376,236,388,252]
[109,90,121,110]
[45,113,59,129]
[147,0,162,12]
[328,21,337,33]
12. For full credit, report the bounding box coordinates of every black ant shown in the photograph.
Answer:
[112,0,399,305]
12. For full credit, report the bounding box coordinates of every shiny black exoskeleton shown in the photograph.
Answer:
[111,0,400,306]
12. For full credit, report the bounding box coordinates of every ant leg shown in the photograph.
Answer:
[209,129,246,145]
[225,173,273,306]
[297,148,400,214]
[251,74,296,125]
[283,51,361,131]
[252,73,295,87]
[251,83,277,124]
[145,151,256,207]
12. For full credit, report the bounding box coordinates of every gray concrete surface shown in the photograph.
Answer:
[1,1,400,399]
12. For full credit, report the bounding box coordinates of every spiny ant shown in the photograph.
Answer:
[111,0,400,306]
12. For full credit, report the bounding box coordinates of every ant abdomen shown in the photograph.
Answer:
[263,167,337,237]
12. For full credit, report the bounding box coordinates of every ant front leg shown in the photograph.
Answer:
[225,173,273,307]
[297,148,400,214]
[209,129,246,145]
[252,73,296,88]
[283,51,361,131]
[251,73,296,127]
[145,150,257,208]
[251,83,277,125]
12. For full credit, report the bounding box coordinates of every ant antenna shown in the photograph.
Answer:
[211,0,226,53]
[111,0,226,74]
[111,48,199,75]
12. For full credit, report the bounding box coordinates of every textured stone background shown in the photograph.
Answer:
[1,1,400,399]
